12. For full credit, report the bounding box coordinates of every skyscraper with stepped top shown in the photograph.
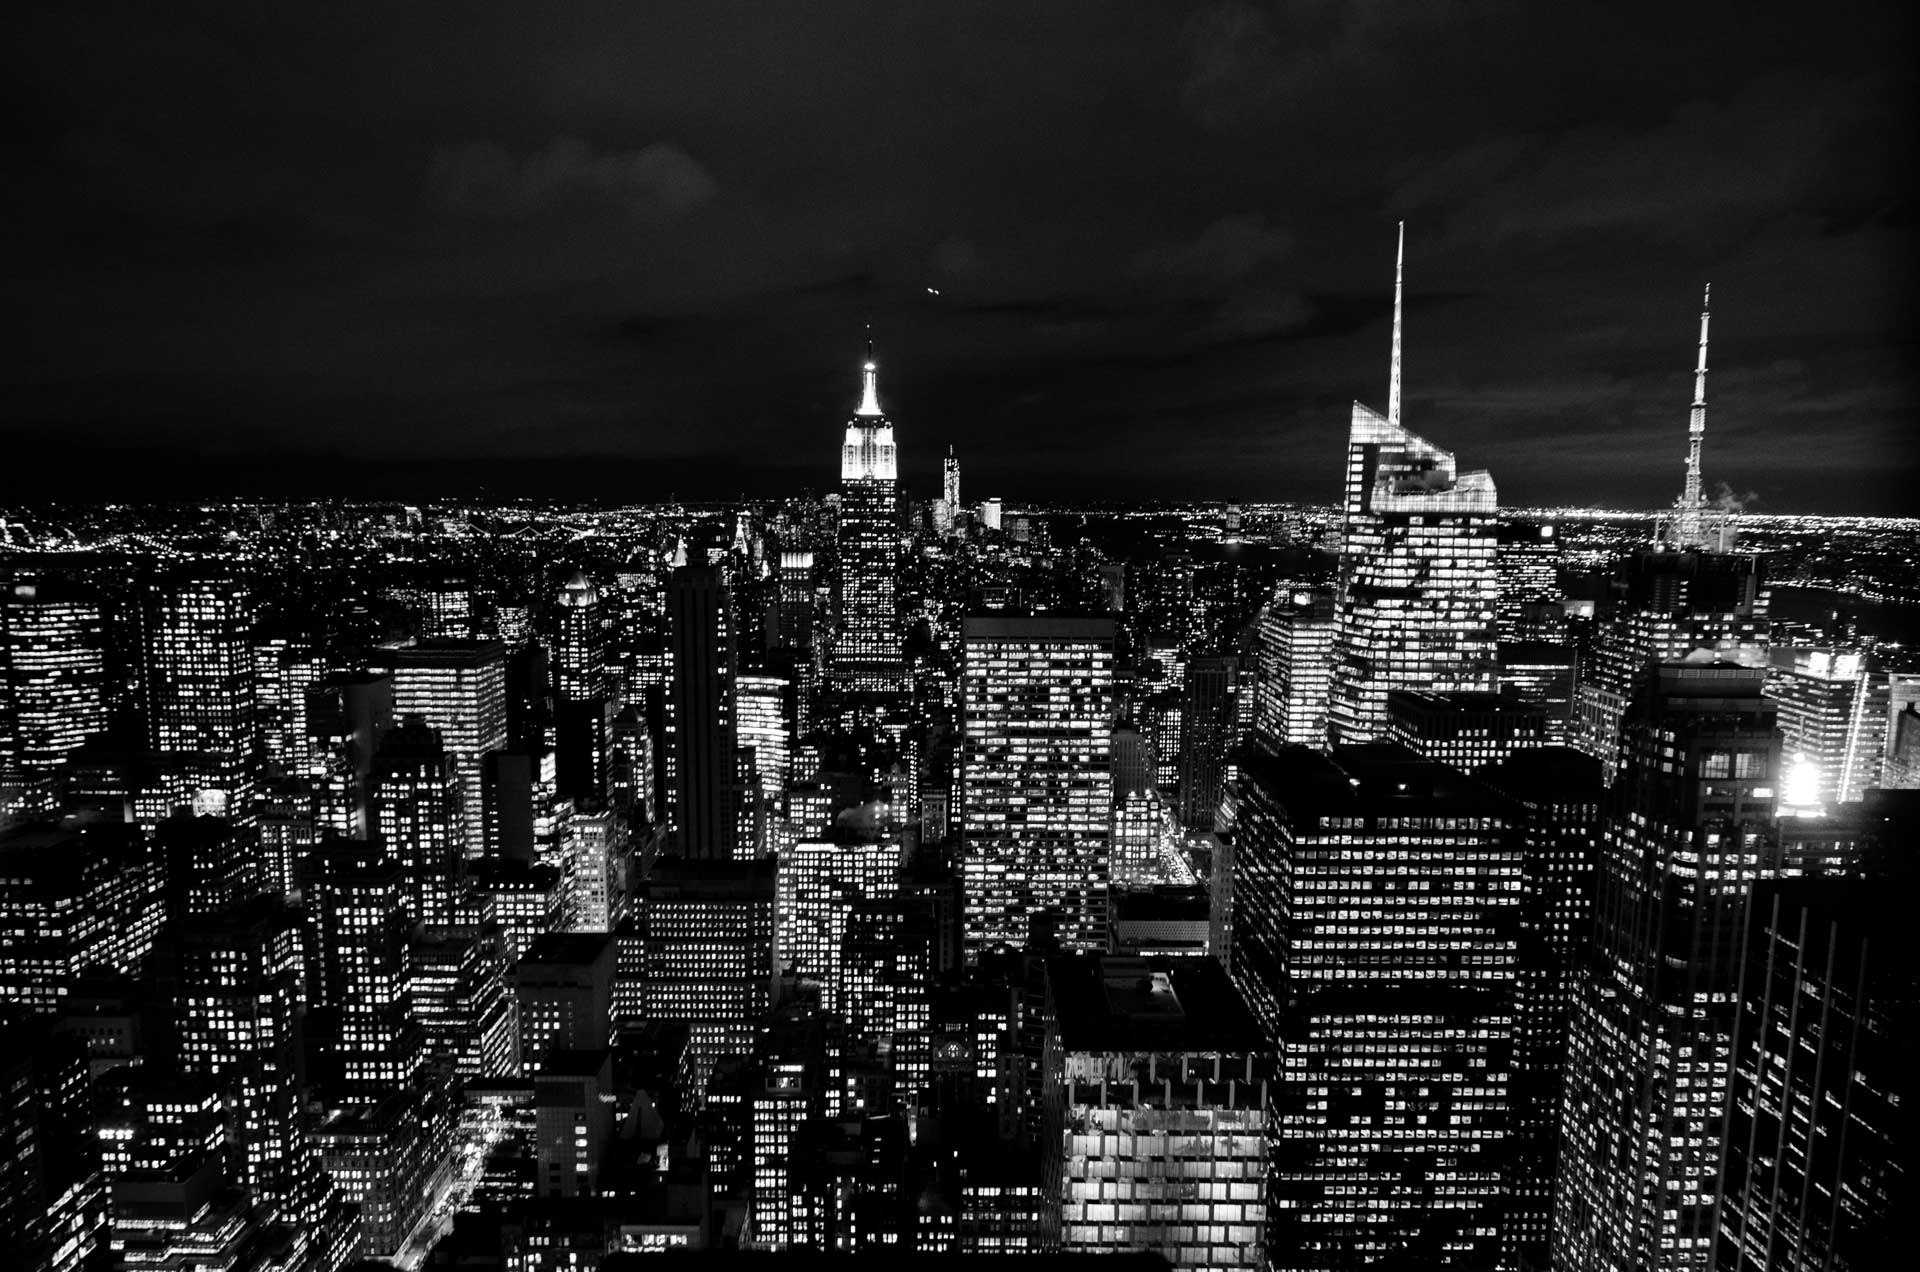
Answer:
[834,343,904,691]
[1329,225,1500,743]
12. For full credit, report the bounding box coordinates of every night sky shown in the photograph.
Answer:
[4,2,1914,512]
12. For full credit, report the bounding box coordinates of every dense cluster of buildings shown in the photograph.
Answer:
[0,237,1913,1271]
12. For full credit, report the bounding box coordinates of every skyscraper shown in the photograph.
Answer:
[1178,654,1241,831]
[834,350,903,690]
[959,616,1115,958]
[0,579,108,779]
[554,571,614,803]
[1040,955,1270,1268]
[942,445,962,537]
[667,563,737,859]
[1764,647,1887,809]
[371,716,463,927]
[1553,663,1788,1272]
[142,573,258,819]
[385,640,507,857]
[1716,857,1916,1271]
[1330,228,1498,743]
[1231,744,1521,1267]
[1253,587,1335,751]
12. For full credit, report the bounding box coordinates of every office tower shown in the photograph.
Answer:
[563,809,627,932]
[837,898,935,1110]
[154,813,261,918]
[142,573,258,819]
[386,640,507,856]
[0,822,161,1014]
[1716,868,1915,1271]
[1574,549,1769,775]
[554,571,613,803]
[1040,956,1269,1268]
[667,564,737,859]
[978,498,1002,532]
[633,857,775,1101]
[1,1021,103,1272]
[1385,688,1547,771]
[251,634,321,778]
[1110,724,1156,801]
[1496,519,1565,641]
[1253,587,1335,751]
[1886,701,1920,788]
[310,1096,435,1259]
[410,924,518,1080]
[775,551,817,654]
[1231,744,1521,1267]
[1476,746,1604,1269]
[0,579,107,779]
[371,716,462,926]
[777,836,899,1008]
[943,445,961,527]
[515,931,614,1068]
[1764,648,1887,809]
[735,673,792,801]
[835,352,903,689]
[1498,639,1577,741]
[387,570,475,640]
[1553,664,1789,1272]
[1656,286,1736,553]
[1330,228,1498,744]
[303,671,393,841]
[555,571,612,705]
[299,841,423,1094]
[748,1010,833,1248]
[169,897,310,1216]
[534,1049,614,1197]
[959,617,1115,958]
[464,857,565,964]
[1178,654,1241,830]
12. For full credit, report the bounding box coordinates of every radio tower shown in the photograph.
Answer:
[1660,285,1727,551]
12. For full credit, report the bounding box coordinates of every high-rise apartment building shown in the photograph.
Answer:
[1330,230,1498,743]
[834,353,903,690]
[142,573,258,819]
[1553,664,1791,1272]
[959,616,1115,958]
[1231,743,1521,1267]
[0,579,108,779]
[1041,955,1270,1268]
[385,640,507,857]
[1253,587,1335,751]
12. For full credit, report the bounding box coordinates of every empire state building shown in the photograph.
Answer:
[834,352,903,690]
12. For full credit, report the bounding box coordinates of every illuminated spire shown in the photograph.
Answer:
[855,328,884,417]
[1683,284,1710,513]
[1387,221,1405,431]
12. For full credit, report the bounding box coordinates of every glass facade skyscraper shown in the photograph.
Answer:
[959,616,1114,958]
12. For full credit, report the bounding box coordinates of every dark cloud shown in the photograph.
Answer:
[428,138,718,220]
[0,1,1913,513]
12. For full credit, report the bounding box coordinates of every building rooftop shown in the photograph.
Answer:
[1047,955,1264,1055]
[520,931,615,967]
[1240,743,1515,820]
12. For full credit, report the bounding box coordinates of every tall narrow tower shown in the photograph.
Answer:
[1329,225,1499,743]
[834,341,903,691]
[942,445,961,535]
[1658,287,1731,552]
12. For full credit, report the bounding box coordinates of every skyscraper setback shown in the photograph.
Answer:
[835,351,903,691]
[1330,227,1498,743]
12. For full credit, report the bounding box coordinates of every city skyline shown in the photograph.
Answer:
[2,4,1914,513]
